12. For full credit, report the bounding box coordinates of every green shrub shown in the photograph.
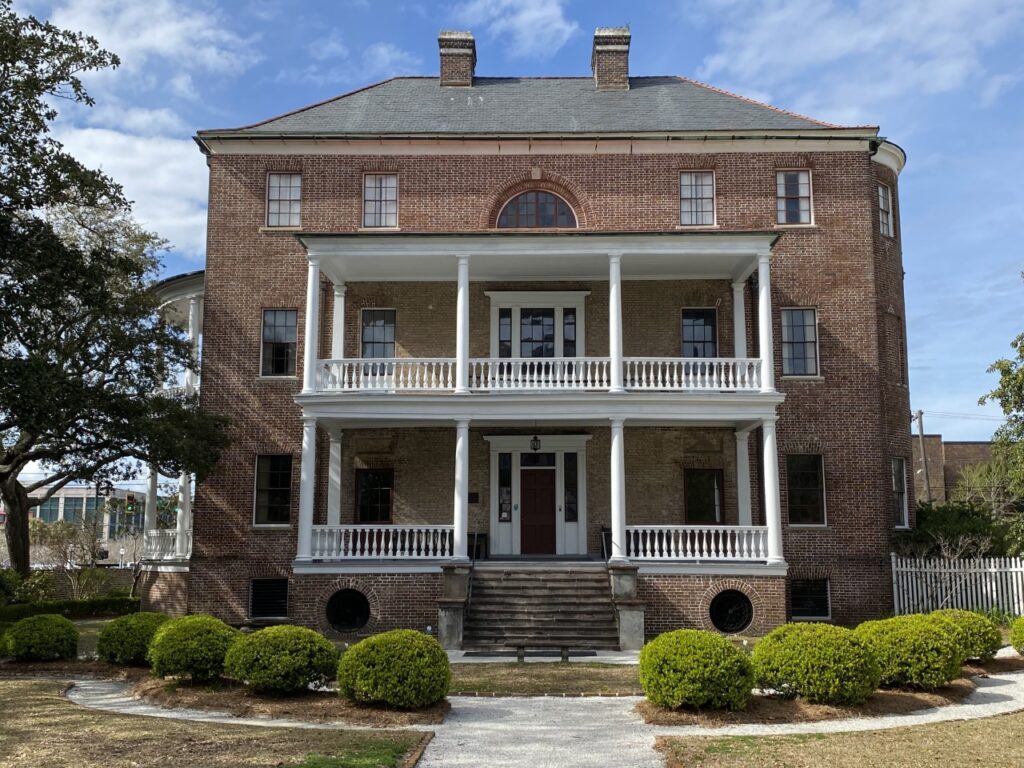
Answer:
[0,596,138,622]
[854,615,962,689]
[752,623,880,705]
[639,629,754,711]
[931,609,1001,661]
[147,615,239,683]
[225,625,339,694]
[1011,616,1024,654]
[0,569,20,606]
[337,630,449,709]
[14,572,56,604]
[96,612,169,665]
[4,614,78,661]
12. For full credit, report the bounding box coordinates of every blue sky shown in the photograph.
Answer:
[21,0,1024,440]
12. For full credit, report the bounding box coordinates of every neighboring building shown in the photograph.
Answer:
[140,27,911,647]
[912,434,993,504]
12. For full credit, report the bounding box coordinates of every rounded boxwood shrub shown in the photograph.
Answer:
[854,615,962,690]
[1011,616,1024,655]
[96,612,169,666]
[337,629,449,709]
[931,610,1001,662]
[147,614,239,683]
[752,623,880,705]
[225,625,339,694]
[5,614,78,661]
[639,629,754,711]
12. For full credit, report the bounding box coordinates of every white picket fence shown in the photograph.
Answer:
[891,553,1024,615]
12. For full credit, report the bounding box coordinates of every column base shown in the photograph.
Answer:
[607,555,630,565]
[608,387,626,394]
[453,388,470,395]
[766,557,787,567]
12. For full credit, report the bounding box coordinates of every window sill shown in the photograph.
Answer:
[774,224,819,230]
[792,615,832,622]
[674,224,720,231]
[782,375,824,382]
[252,524,291,530]
[789,524,828,529]
[259,226,302,233]
[256,376,300,383]
[895,525,911,531]
[357,227,402,233]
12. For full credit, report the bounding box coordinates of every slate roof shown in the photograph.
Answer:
[199,76,867,138]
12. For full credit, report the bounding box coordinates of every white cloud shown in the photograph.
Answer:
[309,29,350,62]
[168,73,198,101]
[278,41,421,86]
[86,103,188,136]
[980,72,1022,107]
[55,127,208,260]
[362,42,421,78]
[689,0,1024,125]
[453,0,579,59]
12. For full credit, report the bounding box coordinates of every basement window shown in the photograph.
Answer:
[791,579,831,620]
[250,578,288,619]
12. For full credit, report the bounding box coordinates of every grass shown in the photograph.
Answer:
[657,712,1024,767]
[0,679,423,768]
[449,662,641,695]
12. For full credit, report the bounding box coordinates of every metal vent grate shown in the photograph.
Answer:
[250,578,288,619]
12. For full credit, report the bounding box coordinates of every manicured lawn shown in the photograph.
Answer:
[449,662,641,695]
[0,679,424,768]
[657,712,1024,767]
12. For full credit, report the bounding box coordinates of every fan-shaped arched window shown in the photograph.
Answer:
[497,191,577,228]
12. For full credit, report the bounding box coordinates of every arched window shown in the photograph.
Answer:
[497,191,577,228]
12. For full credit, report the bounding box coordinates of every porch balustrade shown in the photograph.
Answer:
[623,358,762,392]
[625,525,769,561]
[310,524,455,560]
[469,357,611,390]
[319,358,455,391]
[143,529,191,560]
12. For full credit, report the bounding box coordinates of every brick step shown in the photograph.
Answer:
[471,585,611,596]
[472,574,610,584]
[465,618,617,630]
[462,637,621,649]
[467,606,615,618]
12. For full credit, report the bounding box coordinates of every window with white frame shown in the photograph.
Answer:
[682,308,717,357]
[488,292,587,359]
[776,170,812,224]
[361,309,396,358]
[893,457,908,528]
[791,579,831,620]
[878,183,894,237]
[781,308,819,376]
[787,454,826,525]
[266,173,301,227]
[679,171,715,226]
[254,455,292,525]
[363,174,398,228]
[261,309,297,376]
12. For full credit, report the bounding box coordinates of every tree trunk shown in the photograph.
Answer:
[1,481,31,576]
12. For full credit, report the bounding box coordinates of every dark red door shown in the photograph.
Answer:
[520,468,556,555]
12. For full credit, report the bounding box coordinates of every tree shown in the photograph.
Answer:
[953,458,1024,520]
[29,517,109,600]
[982,298,1024,500]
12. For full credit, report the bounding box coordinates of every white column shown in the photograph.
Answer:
[145,464,158,531]
[757,252,775,392]
[608,252,624,393]
[453,419,470,560]
[302,258,321,393]
[735,428,752,526]
[175,473,191,558]
[186,294,200,392]
[609,418,627,562]
[331,284,346,359]
[454,255,470,394]
[761,418,785,564]
[296,416,317,561]
[732,280,747,358]
[327,429,343,526]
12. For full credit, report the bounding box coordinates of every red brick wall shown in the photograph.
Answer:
[139,571,189,616]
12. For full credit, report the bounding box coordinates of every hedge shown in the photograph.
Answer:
[752,623,881,705]
[225,625,339,694]
[96,612,169,666]
[1011,616,1024,655]
[5,614,79,661]
[639,629,754,711]
[854,615,962,689]
[337,630,450,709]
[0,596,138,623]
[931,609,1002,662]
[148,615,240,683]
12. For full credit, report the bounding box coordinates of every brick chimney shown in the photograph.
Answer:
[591,27,631,91]
[438,31,476,87]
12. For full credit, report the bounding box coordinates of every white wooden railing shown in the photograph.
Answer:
[623,358,762,391]
[143,529,191,560]
[626,525,769,561]
[892,554,1024,615]
[310,524,455,560]
[319,359,456,391]
[469,357,611,390]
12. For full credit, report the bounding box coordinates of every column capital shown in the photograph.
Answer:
[455,418,470,429]
[731,279,746,291]
[610,417,625,428]
[333,283,347,297]
[735,426,754,437]
[608,250,624,262]
[761,415,778,427]
[756,250,772,264]
[302,415,318,429]
[455,253,471,265]
[307,255,321,267]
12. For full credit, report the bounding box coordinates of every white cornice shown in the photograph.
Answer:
[871,140,907,175]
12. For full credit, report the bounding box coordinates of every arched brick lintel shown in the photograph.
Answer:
[482,171,593,229]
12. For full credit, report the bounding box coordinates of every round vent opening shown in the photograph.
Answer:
[708,589,754,634]
[326,588,371,632]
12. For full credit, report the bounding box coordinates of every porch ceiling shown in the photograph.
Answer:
[297,231,778,283]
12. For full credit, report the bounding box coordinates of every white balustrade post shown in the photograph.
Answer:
[732,280,747,358]
[302,258,321,393]
[145,463,158,532]
[735,428,752,526]
[175,473,191,558]
[757,252,775,392]
[186,294,201,392]
[453,419,470,560]
[454,255,470,394]
[327,429,343,526]
[609,418,628,562]
[761,418,785,564]
[331,283,346,359]
[608,252,625,393]
[297,416,317,561]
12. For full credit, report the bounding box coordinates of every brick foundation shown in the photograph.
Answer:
[138,570,189,616]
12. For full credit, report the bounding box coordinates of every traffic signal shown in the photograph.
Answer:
[125,493,136,514]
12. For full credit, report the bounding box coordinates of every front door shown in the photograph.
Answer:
[520,464,557,555]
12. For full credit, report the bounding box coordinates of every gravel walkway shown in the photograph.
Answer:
[65,670,1024,768]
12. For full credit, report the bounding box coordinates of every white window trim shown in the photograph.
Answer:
[791,579,832,621]
[265,171,302,229]
[362,172,400,229]
[775,169,815,227]
[495,190,579,229]
[259,308,299,379]
[678,170,717,228]
[787,453,828,528]
[781,306,821,378]
[252,454,294,528]
[359,307,398,358]
[680,306,719,357]
[878,182,894,238]
[485,291,589,358]
[893,456,909,529]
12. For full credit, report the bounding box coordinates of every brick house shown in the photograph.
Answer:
[913,434,993,504]
[140,28,912,649]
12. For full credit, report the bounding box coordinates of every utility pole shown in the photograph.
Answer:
[914,410,933,503]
